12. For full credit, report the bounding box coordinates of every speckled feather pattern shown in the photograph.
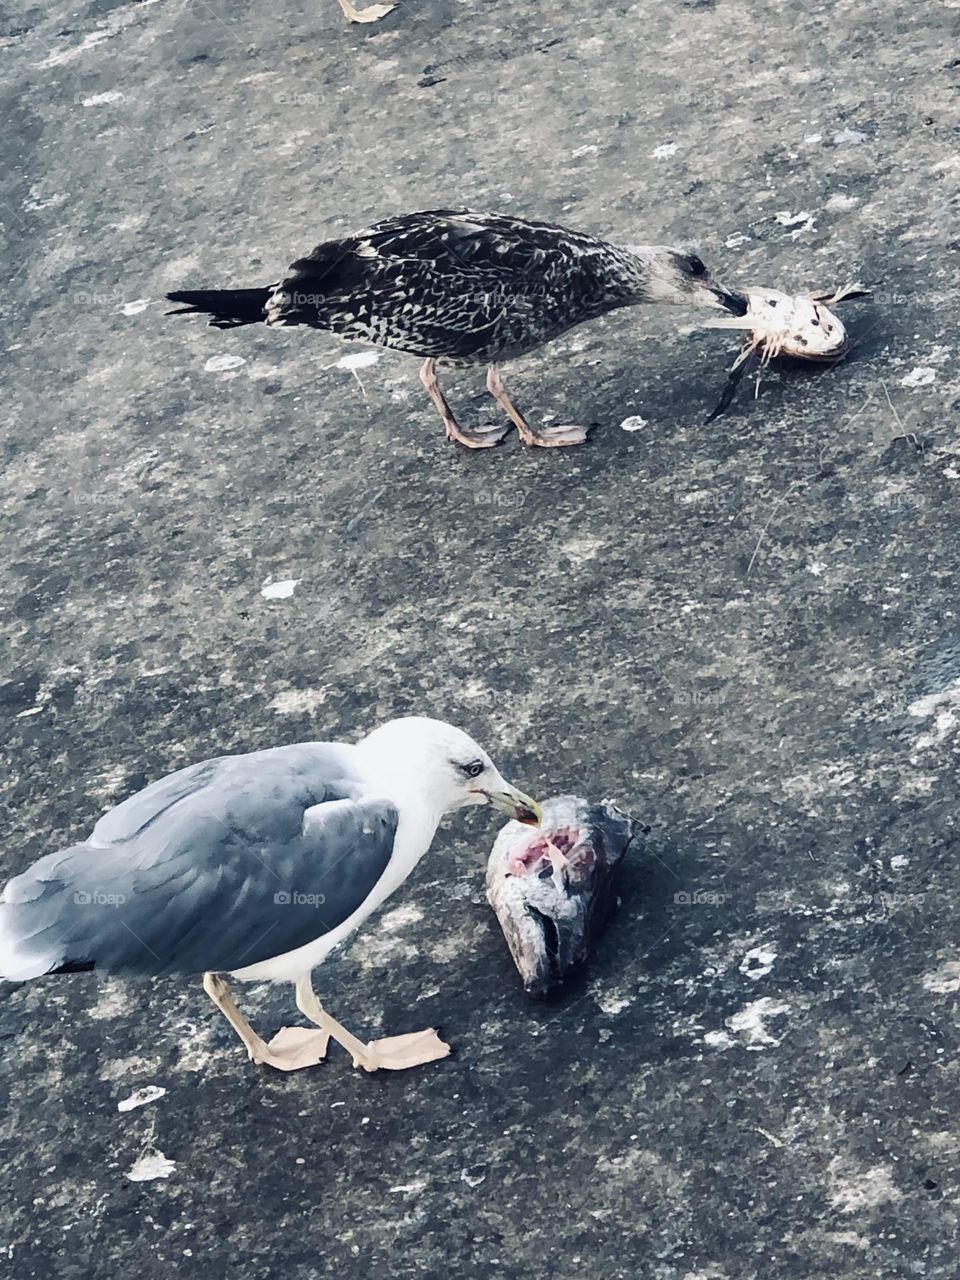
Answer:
[264,209,658,365]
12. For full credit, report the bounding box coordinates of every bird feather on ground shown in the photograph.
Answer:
[336,0,396,21]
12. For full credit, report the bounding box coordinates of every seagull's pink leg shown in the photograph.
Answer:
[419,358,511,448]
[203,972,328,1072]
[486,364,593,448]
[292,975,450,1072]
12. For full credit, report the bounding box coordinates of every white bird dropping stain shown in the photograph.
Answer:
[335,350,380,371]
[126,1151,176,1182]
[828,1165,901,1213]
[726,997,790,1048]
[333,349,380,398]
[774,210,813,227]
[650,142,678,159]
[269,688,328,715]
[739,943,778,980]
[833,129,867,147]
[81,90,124,106]
[596,991,632,1016]
[121,299,150,316]
[620,416,648,432]
[261,578,300,600]
[901,366,936,388]
[379,904,426,933]
[118,1086,167,1113]
[704,1029,736,1050]
[921,959,960,994]
[204,354,246,373]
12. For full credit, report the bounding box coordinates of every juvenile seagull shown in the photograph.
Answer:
[0,717,540,1073]
[167,209,746,449]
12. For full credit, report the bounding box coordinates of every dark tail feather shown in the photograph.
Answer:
[165,286,273,329]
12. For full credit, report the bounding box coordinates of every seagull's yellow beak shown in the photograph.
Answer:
[478,785,542,827]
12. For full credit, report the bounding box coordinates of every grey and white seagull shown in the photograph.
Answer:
[0,717,540,1073]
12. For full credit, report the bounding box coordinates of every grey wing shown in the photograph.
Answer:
[1,746,398,978]
[89,743,356,849]
[89,755,230,847]
[111,794,399,975]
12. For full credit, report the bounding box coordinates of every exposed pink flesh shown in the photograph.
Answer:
[504,826,596,877]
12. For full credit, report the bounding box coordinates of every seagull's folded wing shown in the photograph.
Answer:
[1,745,399,979]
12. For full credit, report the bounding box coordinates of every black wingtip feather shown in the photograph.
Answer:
[50,959,96,974]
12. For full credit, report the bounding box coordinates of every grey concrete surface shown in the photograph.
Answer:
[1,1,959,1277]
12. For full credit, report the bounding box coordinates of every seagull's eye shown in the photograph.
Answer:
[460,760,485,779]
[685,255,707,277]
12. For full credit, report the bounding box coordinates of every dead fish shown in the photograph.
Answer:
[703,282,871,421]
[485,795,640,997]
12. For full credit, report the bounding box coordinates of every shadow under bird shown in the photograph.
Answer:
[486,795,640,997]
[166,209,747,449]
[0,717,540,1074]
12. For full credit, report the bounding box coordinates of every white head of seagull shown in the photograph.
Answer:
[355,716,541,825]
[0,713,539,1077]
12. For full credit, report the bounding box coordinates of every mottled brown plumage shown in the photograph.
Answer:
[168,209,743,448]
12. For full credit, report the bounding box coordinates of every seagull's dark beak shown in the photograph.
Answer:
[481,785,542,827]
[701,280,750,316]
